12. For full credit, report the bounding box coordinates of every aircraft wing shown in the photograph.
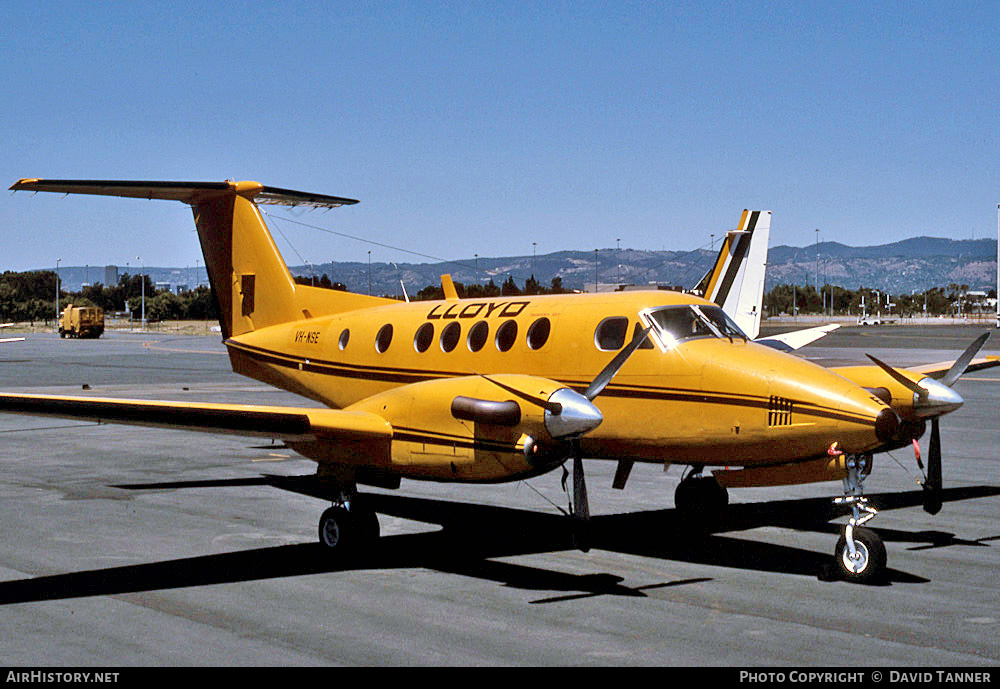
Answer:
[0,393,391,441]
[907,355,1000,379]
[755,324,841,352]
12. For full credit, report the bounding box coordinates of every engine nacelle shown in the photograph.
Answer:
[321,375,575,482]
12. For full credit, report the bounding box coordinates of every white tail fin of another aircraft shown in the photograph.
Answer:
[694,210,770,339]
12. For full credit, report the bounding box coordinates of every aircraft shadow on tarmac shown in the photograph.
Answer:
[2,476,998,606]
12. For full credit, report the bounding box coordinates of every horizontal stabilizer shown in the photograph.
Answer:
[755,324,840,352]
[10,179,358,209]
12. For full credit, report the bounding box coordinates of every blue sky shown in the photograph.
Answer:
[3,1,998,273]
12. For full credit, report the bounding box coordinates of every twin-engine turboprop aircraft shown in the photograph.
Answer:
[4,178,996,583]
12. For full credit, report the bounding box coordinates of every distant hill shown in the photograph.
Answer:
[40,236,997,298]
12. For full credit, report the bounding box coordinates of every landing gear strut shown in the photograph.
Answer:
[833,453,886,584]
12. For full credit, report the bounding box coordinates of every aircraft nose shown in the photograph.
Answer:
[544,388,603,439]
[913,377,964,418]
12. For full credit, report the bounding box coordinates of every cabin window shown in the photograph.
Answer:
[526,317,551,350]
[495,320,518,352]
[440,322,461,352]
[467,321,489,352]
[594,316,629,351]
[338,329,350,350]
[375,324,393,353]
[414,323,434,353]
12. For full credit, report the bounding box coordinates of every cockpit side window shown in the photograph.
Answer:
[696,305,748,340]
[647,307,712,344]
[594,317,629,351]
[644,304,748,349]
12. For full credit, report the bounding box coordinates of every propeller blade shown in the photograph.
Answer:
[923,418,943,515]
[939,332,991,388]
[584,326,651,401]
[866,353,927,398]
[571,442,591,552]
[572,449,590,522]
[478,374,562,414]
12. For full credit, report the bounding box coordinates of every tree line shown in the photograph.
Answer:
[2,268,993,324]
[0,270,218,323]
[764,283,996,317]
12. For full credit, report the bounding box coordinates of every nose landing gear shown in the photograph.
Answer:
[833,453,886,584]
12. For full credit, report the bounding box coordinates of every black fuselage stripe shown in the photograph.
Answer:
[226,342,876,428]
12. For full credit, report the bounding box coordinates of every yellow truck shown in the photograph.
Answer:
[59,305,104,339]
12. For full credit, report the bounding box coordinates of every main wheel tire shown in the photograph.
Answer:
[318,504,380,555]
[318,506,354,553]
[834,526,886,584]
[674,475,729,516]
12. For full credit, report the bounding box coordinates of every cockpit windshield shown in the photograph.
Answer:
[644,304,748,349]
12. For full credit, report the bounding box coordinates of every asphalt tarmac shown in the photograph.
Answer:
[1,325,998,666]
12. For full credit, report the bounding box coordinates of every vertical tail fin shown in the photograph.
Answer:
[693,210,770,339]
[9,179,394,339]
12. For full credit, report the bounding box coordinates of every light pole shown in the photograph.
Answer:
[616,238,621,286]
[55,258,61,328]
[815,228,820,296]
[367,251,372,296]
[136,256,145,329]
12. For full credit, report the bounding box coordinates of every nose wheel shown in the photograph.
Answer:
[834,526,886,584]
[833,454,886,584]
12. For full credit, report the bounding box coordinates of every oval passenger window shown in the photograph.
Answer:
[375,324,393,353]
[526,317,551,350]
[414,323,434,353]
[440,322,461,352]
[467,321,489,352]
[495,320,518,352]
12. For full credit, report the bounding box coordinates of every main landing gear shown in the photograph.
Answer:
[832,453,886,584]
[674,470,729,521]
[318,490,380,557]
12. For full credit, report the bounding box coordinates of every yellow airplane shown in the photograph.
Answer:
[4,179,997,584]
